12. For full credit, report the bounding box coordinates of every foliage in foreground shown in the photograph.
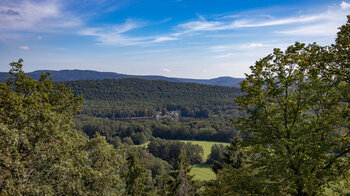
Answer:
[0,60,126,195]
[0,61,200,195]
[206,16,350,195]
[168,150,198,196]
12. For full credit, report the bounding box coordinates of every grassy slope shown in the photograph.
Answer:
[190,164,216,181]
[177,140,229,181]
[177,140,229,162]
[136,140,229,181]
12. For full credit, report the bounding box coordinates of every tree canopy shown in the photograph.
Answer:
[0,59,126,195]
[207,16,350,195]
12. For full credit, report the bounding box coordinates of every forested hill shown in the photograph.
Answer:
[0,69,244,87]
[63,78,242,119]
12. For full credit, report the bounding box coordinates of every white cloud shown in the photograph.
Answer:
[275,6,349,37]
[209,45,231,52]
[233,15,322,28]
[76,1,350,46]
[177,20,223,32]
[19,46,30,50]
[171,3,350,40]
[210,43,264,53]
[176,12,334,38]
[7,0,344,47]
[162,68,171,72]
[341,1,350,9]
[37,36,42,40]
[215,53,237,58]
[196,13,207,21]
[153,36,179,43]
[241,43,263,49]
[69,0,128,13]
[114,19,141,33]
[78,20,149,46]
[176,14,323,34]
[0,0,81,32]
[79,19,180,45]
[276,23,339,36]
[78,28,101,36]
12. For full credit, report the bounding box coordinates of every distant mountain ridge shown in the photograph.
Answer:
[0,69,244,87]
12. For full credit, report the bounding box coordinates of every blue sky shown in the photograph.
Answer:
[0,0,349,78]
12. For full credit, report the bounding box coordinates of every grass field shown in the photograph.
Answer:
[177,140,229,162]
[190,164,216,181]
[136,140,229,162]
[137,140,350,190]
[177,140,229,181]
[136,140,229,181]
[135,141,149,148]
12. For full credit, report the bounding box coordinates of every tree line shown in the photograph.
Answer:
[74,114,239,145]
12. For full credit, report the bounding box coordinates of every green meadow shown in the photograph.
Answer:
[136,140,229,181]
[178,140,229,181]
[190,164,216,181]
[138,140,350,191]
[136,140,229,162]
[177,140,229,162]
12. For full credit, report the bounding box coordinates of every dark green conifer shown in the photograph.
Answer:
[168,149,196,196]
[125,149,148,196]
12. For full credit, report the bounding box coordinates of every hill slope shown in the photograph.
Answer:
[0,69,244,87]
[63,78,242,119]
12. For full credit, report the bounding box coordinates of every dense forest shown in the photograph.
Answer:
[64,78,242,118]
[65,78,244,144]
[0,15,349,196]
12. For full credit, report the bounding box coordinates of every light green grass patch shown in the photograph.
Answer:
[190,164,216,181]
[136,140,229,162]
[134,141,150,148]
[177,140,229,162]
[135,139,229,181]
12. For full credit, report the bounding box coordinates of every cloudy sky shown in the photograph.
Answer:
[0,0,349,78]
